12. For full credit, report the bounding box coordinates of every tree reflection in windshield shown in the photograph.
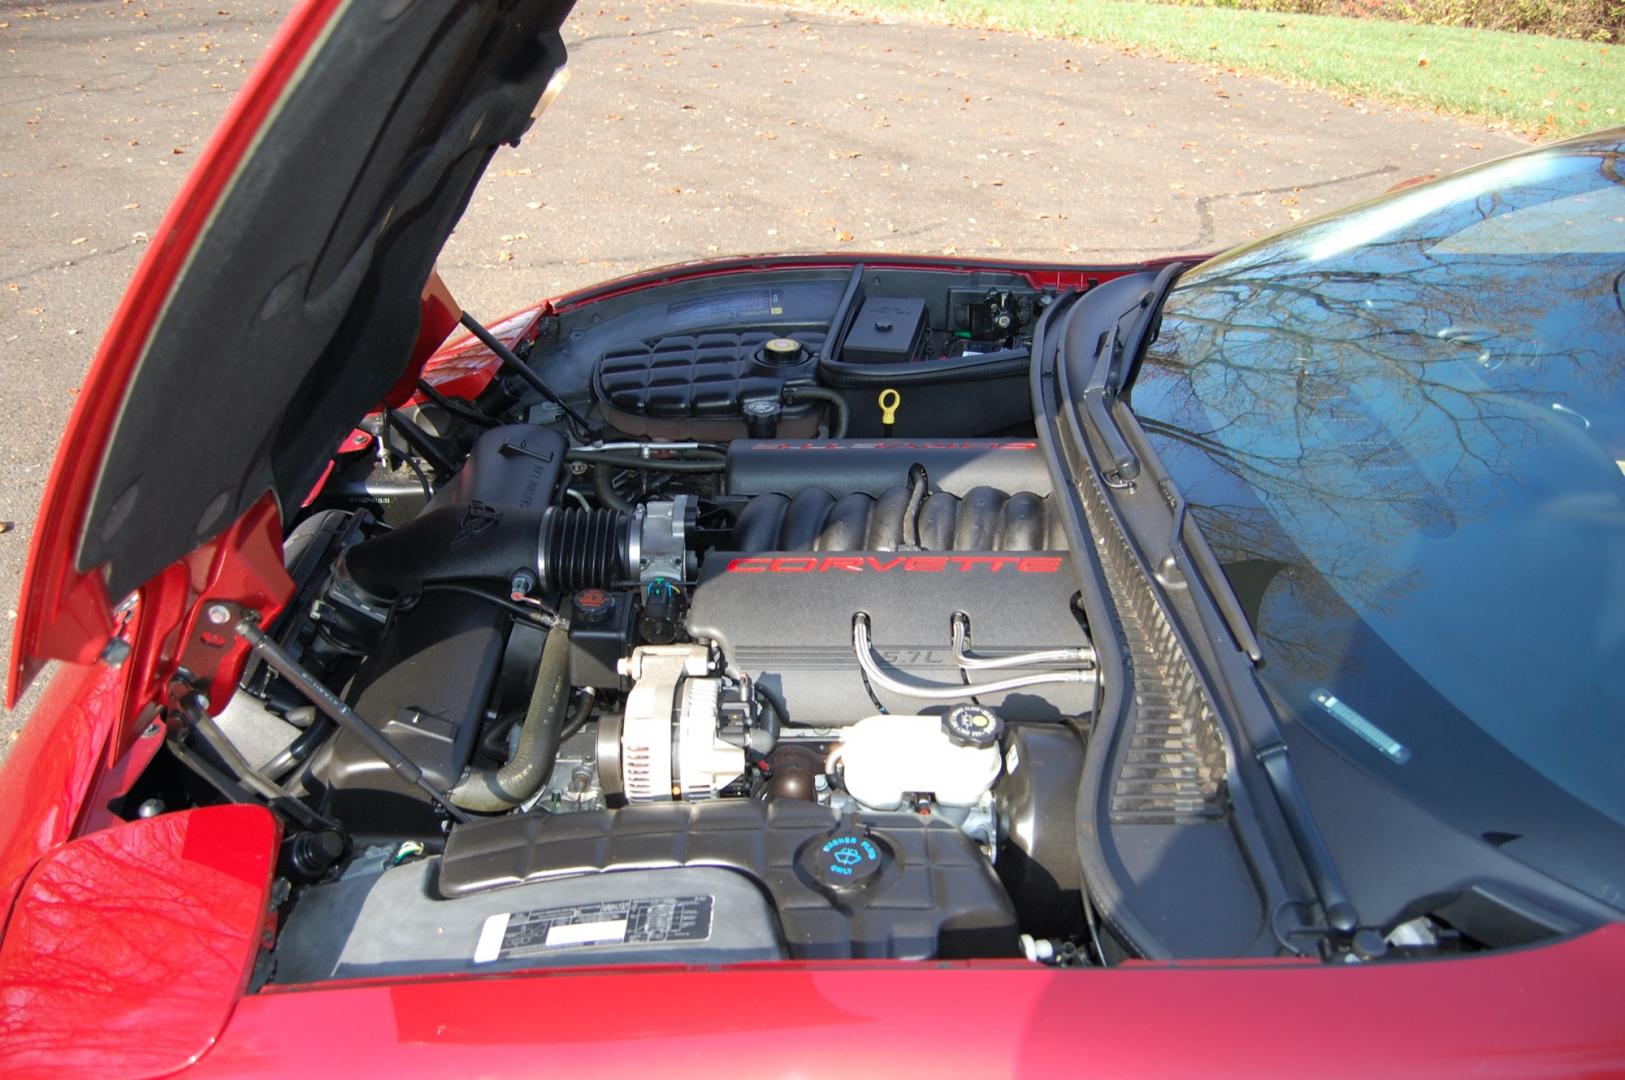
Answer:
[1131,139,1625,837]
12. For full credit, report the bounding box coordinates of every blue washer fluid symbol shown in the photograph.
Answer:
[833,846,863,867]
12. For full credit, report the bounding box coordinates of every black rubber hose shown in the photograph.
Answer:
[416,379,501,428]
[592,462,636,512]
[415,582,557,625]
[817,348,1030,388]
[558,687,598,743]
[901,462,929,549]
[754,679,790,728]
[263,715,334,784]
[450,627,572,812]
[781,385,849,438]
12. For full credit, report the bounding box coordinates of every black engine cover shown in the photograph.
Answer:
[437,800,1020,960]
[687,549,1093,726]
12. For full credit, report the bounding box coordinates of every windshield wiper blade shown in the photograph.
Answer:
[1162,481,1265,663]
[1153,461,1366,955]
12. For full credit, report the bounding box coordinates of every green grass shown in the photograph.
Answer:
[778,0,1622,136]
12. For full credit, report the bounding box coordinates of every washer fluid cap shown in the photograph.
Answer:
[810,816,885,893]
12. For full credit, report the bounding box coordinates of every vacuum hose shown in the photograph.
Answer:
[450,627,572,812]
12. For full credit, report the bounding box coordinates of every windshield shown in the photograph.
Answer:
[1131,135,1625,884]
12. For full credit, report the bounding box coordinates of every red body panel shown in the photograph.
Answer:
[0,661,129,919]
[0,806,278,1080]
[189,930,1625,1078]
[417,305,548,402]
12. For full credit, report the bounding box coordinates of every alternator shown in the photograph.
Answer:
[615,645,744,802]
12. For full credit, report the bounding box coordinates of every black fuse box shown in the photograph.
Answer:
[841,296,929,364]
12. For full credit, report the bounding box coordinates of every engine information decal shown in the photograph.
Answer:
[473,896,713,963]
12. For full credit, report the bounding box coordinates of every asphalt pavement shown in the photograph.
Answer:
[0,0,1527,758]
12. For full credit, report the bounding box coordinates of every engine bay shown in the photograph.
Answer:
[131,264,1108,977]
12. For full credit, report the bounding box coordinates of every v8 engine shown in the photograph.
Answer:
[192,268,1100,978]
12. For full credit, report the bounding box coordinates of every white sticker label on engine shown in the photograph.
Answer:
[472,897,713,964]
[474,912,510,964]
[545,919,629,947]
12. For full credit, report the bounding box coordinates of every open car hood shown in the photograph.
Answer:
[10,0,575,703]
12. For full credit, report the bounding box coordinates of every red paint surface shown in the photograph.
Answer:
[0,662,128,919]
[383,276,464,407]
[8,0,343,708]
[415,305,546,402]
[186,929,1625,1078]
[0,806,279,1080]
[120,496,292,752]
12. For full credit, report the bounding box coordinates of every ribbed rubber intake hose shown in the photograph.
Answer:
[449,626,571,812]
[342,503,632,598]
[538,506,631,592]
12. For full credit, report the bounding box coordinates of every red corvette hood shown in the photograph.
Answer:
[10,0,576,705]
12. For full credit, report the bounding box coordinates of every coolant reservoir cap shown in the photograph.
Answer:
[942,704,1004,748]
[810,818,885,893]
[573,588,613,625]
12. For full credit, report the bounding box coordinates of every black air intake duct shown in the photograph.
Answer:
[343,503,632,599]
